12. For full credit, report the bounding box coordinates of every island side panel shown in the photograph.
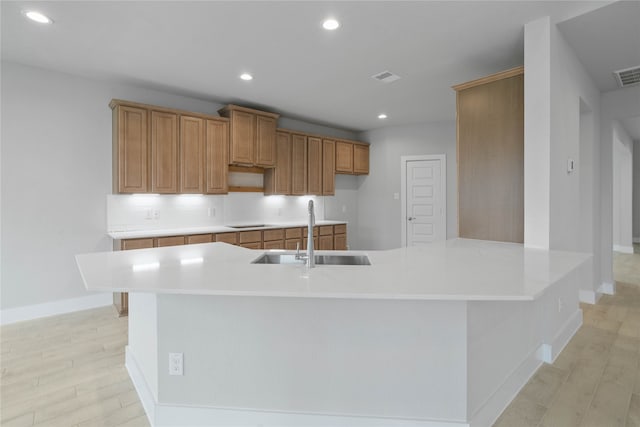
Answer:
[155,294,468,422]
[128,292,159,401]
[466,262,582,426]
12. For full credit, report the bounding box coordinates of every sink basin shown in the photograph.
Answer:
[228,224,269,229]
[251,253,371,266]
[314,255,371,265]
[251,254,304,265]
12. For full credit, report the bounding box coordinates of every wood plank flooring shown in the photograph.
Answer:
[0,307,149,427]
[1,247,638,427]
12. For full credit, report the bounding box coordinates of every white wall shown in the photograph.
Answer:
[0,61,356,313]
[524,17,602,299]
[612,123,634,252]
[635,139,640,242]
[601,85,640,286]
[356,122,457,250]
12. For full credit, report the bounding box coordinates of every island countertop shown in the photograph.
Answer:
[75,238,590,302]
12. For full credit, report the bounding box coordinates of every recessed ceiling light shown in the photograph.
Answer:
[240,73,253,81]
[322,18,340,30]
[378,114,388,119]
[22,10,53,24]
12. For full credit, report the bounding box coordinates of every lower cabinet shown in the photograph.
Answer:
[115,223,347,316]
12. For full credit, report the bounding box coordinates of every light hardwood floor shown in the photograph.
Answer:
[1,307,149,427]
[1,252,638,427]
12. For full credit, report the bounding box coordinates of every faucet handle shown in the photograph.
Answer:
[296,242,300,254]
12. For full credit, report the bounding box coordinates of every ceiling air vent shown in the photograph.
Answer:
[613,65,640,88]
[372,70,401,83]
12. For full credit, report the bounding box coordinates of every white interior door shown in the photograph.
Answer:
[402,157,446,246]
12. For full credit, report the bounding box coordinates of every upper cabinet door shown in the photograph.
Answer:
[335,141,354,174]
[115,105,148,193]
[180,116,205,193]
[322,139,336,195]
[264,131,292,195]
[307,137,323,195]
[205,119,229,194]
[229,110,255,165]
[291,134,308,195]
[255,115,277,167]
[353,144,370,175]
[151,111,179,193]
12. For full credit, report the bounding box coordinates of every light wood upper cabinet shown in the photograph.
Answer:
[322,139,336,195]
[113,104,148,193]
[307,137,323,195]
[218,105,279,167]
[453,66,524,244]
[335,141,354,173]
[227,109,254,165]
[205,119,229,194]
[291,133,308,195]
[264,131,292,195]
[353,143,370,175]
[180,116,205,193]
[150,111,179,193]
[256,115,277,167]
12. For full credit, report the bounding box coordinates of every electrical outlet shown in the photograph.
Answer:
[169,353,183,376]
[208,207,215,217]
[342,205,347,213]
[153,210,160,220]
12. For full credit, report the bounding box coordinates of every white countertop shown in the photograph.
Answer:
[75,238,590,301]
[107,220,347,239]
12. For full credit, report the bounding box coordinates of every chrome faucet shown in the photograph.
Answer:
[295,200,315,268]
[307,200,315,268]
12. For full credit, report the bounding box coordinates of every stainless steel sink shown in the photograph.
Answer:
[251,254,304,265]
[228,224,269,229]
[251,253,371,266]
[314,255,371,265]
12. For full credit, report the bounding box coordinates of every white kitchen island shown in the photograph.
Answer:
[76,239,591,427]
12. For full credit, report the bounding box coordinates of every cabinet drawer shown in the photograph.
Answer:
[240,242,262,249]
[302,226,319,237]
[185,234,212,244]
[239,230,262,243]
[216,232,238,244]
[263,228,284,241]
[319,225,333,236]
[334,224,347,235]
[121,238,154,250]
[155,236,185,247]
[285,227,302,239]
[263,240,285,250]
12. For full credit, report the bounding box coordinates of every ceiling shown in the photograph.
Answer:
[1,1,625,132]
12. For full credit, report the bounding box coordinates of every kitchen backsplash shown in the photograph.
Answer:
[107,193,326,232]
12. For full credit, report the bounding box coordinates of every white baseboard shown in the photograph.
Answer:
[598,282,615,295]
[0,293,112,325]
[545,309,583,363]
[613,245,634,254]
[126,348,469,427]
[579,289,601,304]
[470,346,542,427]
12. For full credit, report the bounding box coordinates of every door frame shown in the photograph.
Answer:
[400,154,447,247]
